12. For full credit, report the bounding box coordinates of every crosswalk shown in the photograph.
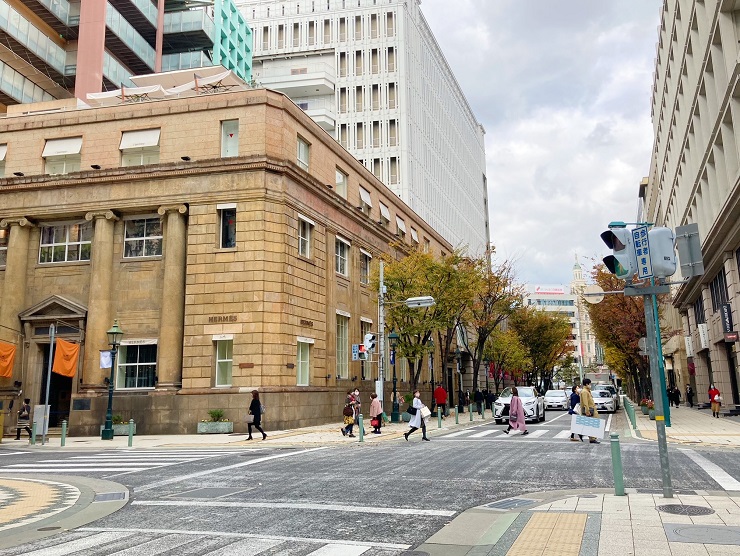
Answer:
[0,449,236,475]
[440,427,581,441]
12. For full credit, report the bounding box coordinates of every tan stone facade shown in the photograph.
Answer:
[0,89,449,435]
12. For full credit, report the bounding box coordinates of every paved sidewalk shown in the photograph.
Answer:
[418,489,740,556]
[631,404,740,447]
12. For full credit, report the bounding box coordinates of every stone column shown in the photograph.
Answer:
[82,210,118,389]
[156,205,188,390]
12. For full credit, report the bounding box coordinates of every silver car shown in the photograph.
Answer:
[593,389,616,413]
[494,387,546,424]
[544,389,569,410]
[601,384,620,409]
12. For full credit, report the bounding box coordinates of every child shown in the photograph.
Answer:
[369,392,383,434]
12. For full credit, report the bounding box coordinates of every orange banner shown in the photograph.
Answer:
[52,338,80,378]
[0,341,16,378]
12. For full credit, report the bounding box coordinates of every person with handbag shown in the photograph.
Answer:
[580,379,600,444]
[709,384,722,418]
[568,386,583,442]
[685,385,694,408]
[369,392,383,434]
[341,390,357,437]
[404,389,430,441]
[502,387,528,436]
[247,390,267,440]
[15,398,32,441]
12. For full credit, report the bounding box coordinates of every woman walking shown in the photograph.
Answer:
[709,384,722,418]
[503,387,528,436]
[341,390,357,437]
[569,386,583,442]
[369,392,383,434]
[404,389,430,441]
[247,390,267,440]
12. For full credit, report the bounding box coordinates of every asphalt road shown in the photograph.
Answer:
[1,411,739,555]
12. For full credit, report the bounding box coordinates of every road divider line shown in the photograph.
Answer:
[131,499,456,516]
[680,448,740,491]
[605,413,613,432]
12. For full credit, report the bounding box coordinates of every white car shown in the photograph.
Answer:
[593,389,616,413]
[494,387,546,424]
[544,389,569,410]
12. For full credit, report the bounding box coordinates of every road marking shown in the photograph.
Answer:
[443,430,477,438]
[135,447,328,492]
[78,527,411,550]
[605,413,613,432]
[468,430,500,438]
[2,467,151,473]
[5,462,174,467]
[16,532,137,556]
[0,451,30,456]
[526,430,548,438]
[553,430,572,439]
[681,449,740,491]
[131,499,456,517]
[542,412,569,423]
[307,545,369,556]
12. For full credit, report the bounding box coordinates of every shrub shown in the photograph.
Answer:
[208,409,226,422]
[112,414,125,425]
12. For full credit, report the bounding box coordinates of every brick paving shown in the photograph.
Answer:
[0,478,79,532]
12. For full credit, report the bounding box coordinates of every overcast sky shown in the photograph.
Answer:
[421,0,662,287]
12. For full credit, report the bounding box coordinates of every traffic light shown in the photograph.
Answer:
[647,227,677,278]
[363,333,376,353]
[358,344,368,360]
[601,228,637,280]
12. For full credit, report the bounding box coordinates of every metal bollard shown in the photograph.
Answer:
[61,420,67,447]
[610,432,625,496]
[482,404,485,419]
[437,406,442,428]
[455,407,459,424]
[128,419,135,447]
[30,422,36,445]
[357,414,364,443]
[469,404,473,421]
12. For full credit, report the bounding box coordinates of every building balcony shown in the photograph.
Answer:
[162,8,215,54]
[294,97,336,132]
[25,0,79,39]
[109,0,158,44]
[105,3,156,74]
[256,61,335,97]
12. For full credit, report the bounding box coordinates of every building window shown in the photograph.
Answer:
[387,46,396,71]
[335,168,348,199]
[120,129,160,167]
[410,227,419,246]
[360,249,371,285]
[215,339,233,386]
[379,202,390,227]
[39,222,92,263]
[116,343,157,389]
[0,228,7,267]
[396,216,406,239]
[124,217,162,258]
[693,296,705,325]
[45,155,81,175]
[221,120,239,157]
[335,237,350,276]
[356,122,364,148]
[219,206,236,248]
[298,215,313,258]
[336,314,349,378]
[0,143,6,177]
[43,137,82,175]
[358,186,373,215]
[297,340,310,385]
[297,136,310,170]
[424,238,430,253]
[709,269,728,312]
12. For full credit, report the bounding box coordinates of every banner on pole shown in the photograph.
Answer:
[0,341,17,378]
[52,338,79,377]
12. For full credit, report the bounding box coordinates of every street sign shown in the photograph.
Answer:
[583,284,605,304]
[352,344,359,361]
[725,331,739,343]
[632,225,653,279]
[675,223,704,278]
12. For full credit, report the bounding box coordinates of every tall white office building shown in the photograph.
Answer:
[236,0,489,253]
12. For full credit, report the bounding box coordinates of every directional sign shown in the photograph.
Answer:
[632,225,653,279]
[352,344,359,361]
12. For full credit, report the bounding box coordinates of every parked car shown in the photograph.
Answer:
[494,387,546,424]
[599,384,620,409]
[593,389,616,413]
[544,389,569,410]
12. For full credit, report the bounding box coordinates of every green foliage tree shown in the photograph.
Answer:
[484,327,529,393]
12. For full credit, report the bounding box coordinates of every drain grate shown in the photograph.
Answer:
[484,498,536,511]
[94,492,126,502]
[658,504,715,516]
[37,526,61,532]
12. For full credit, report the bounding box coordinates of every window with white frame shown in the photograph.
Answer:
[124,217,163,258]
[336,314,349,378]
[335,237,350,276]
[359,186,372,215]
[120,129,161,167]
[379,202,390,227]
[0,228,7,267]
[39,222,92,263]
[43,137,82,175]
[45,155,81,175]
[396,215,406,239]
[297,340,311,385]
[360,249,371,285]
[410,227,419,246]
[335,167,348,199]
[0,144,6,178]
[219,205,236,248]
[215,339,233,386]
[221,120,239,157]
[116,343,157,388]
[298,215,313,258]
[297,136,310,170]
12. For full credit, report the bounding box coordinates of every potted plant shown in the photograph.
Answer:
[647,400,656,420]
[640,399,650,415]
[99,414,136,436]
[197,409,233,434]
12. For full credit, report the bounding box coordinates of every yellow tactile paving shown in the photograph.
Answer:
[507,512,587,556]
[0,478,79,530]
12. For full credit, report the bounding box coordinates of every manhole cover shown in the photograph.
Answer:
[664,524,740,545]
[94,492,126,502]
[484,498,536,510]
[37,527,61,531]
[658,504,715,516]
[169,488,248,499]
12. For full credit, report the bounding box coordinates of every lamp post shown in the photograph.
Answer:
[101,320,123,440]
[389,330,400,422]
[456,347,464,413]
[427,338,434,406]
[484,358,490,393]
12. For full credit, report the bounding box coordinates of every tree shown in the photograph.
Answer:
[484,327,529,393]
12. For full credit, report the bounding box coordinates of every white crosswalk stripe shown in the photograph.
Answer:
[440,427,578,441]
[527,430,548,438]
[468,429,501,438]
[553,430,573,439]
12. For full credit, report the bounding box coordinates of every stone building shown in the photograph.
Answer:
[0,80,450,435]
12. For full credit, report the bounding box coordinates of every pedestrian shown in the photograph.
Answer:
[673,387,681,408]
[580,379,600,444]
[352,388,366,435]
[403,389,430,441]
[667,387,673,407]
[15,398,32,441]
[433,383,447,417]
[474,389,483,415]
[686,385,694,408]
[503,386,528,436]
[486,390,495,411]
[341,389,357,437]
[246,390,267,440]
[709,384,722,418]
[369,392,383,434]
[569,386,583,442]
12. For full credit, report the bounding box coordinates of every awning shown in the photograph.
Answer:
[0,144,6,161]
[379,202,390,221]
[131,65,245,89]
[396,216,406,233]
[410,227,419,242]
[359,187,372,207]
[86,85,170,107]
[120,129,161,150]
[42,137,82,157]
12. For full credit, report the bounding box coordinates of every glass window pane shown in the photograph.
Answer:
[144,238,162,256]
[125,240,143,258]
[126,220,145,239]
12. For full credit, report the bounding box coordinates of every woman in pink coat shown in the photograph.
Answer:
[503,387,528,436]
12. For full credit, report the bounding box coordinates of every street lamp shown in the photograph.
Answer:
[484,358,490,393]
[455,347,463,413]
[101,320,123,440]
[389,330,400,422]
[427,338,434,407]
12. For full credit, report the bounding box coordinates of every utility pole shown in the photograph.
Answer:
[377,261,385,406]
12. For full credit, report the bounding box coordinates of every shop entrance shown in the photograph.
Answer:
[39,344,72,427]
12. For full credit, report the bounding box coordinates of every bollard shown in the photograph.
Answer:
[610,432,625,496]
[482,404,485,419]
[437,406,442,428]
[128,419,135,447]
[30,422,36,445]
[469,404,473,421]
[358,414,364,443]
[61,420,67,447]
[455,407,459,424]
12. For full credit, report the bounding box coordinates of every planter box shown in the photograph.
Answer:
[99,423,136,436]
[197,421,234,434]
[649,410,656,420]
[641,406,649,415]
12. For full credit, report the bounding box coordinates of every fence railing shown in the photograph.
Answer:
[623,397,637,430]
